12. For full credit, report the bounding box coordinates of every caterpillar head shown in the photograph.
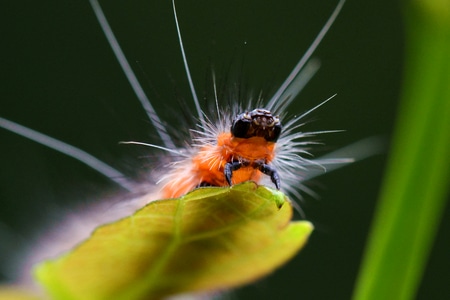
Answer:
[231,108,282,142]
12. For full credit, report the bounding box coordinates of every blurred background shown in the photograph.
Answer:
[0,0,448,299]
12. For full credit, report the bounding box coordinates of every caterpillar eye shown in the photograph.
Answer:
[231,109,282,142]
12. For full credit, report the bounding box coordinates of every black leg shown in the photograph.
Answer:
[257,163,281,190]
[224,161,243,186]
[224,160,280,189]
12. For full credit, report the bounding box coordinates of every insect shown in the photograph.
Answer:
[1,0,347,202]
[107,0,347,202]
[0,0,359,287]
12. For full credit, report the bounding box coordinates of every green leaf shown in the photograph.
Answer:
[352,0,450,299]
[0,286,42,300]
[34,182,313,300]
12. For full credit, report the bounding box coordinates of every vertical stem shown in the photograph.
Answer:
[353,0,450,299]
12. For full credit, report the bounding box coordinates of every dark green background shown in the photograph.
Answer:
[0,0,448,299]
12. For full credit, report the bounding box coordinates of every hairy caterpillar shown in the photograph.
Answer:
[0,0,394,298]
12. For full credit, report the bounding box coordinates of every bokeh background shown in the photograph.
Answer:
[0,0,448,299]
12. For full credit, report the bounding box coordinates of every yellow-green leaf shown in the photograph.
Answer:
[34,182,313,300]
[0,285,42,300]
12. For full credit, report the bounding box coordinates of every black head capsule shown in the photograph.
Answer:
[231,108,282,142]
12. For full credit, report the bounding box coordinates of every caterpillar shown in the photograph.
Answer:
[0,1,386,296]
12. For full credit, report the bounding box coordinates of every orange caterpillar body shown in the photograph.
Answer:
[162,134,276,198]
[161,109,280,198]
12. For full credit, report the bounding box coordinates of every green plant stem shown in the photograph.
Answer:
[352,0,450,299]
